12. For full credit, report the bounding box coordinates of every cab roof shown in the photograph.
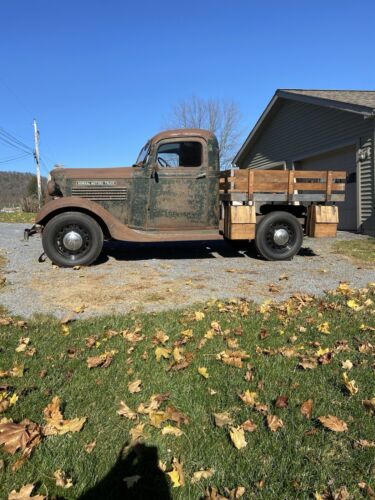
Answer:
[150,128,215,143]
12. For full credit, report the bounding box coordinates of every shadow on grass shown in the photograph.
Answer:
[79,443,171,500]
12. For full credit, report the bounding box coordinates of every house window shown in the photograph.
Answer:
[156,141,202,168]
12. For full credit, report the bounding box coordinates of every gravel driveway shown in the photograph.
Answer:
[0,222,374,319]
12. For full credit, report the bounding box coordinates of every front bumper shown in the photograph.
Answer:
[24,224,42,241]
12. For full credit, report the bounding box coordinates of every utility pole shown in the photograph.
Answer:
[33,119,42,209]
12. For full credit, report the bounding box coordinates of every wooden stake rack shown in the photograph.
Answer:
[219,169,346,203]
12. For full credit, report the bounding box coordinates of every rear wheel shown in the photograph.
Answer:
[42,212,103,267]
[255,211,303,261]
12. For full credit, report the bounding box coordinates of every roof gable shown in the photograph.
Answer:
[234,89,375,165]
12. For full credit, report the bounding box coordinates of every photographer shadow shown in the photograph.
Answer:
[79,443,171,500]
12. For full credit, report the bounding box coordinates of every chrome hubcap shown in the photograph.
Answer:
[62,231,83,251]
[273,228,289,246]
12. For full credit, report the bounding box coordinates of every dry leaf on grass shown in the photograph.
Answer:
[165,406,189,426]
[15,337,30,353]
[240,390,258,407]
[298,357,318,370]
[117,401,137,420]
[155,347,171,362]
[43,396,86,436]
[198,367,209,379]
[0,419,41,465]
[54,469,73,488]
[194,311,205,321]
[241,419,257,432]
[229,426,247,449]
[216,350,250,368]
[266,415,284,432]
[191,468,215,483]
[149,411,168,428]
[129,423,145,442]
[8,484,45,500]
[362,398,375,414]
[275,395,289,408]
[355,439,375,448]
[167,457,185,487]
[341,360,353,370]
[128,380,142,394]
[342,372,359,395]
[161,425,183,437]
[86,350,117,369]
[300,399,313,419]
[317,322,330,335]
[318,415,348,432]
[0,364,24,378]
[84,440,96,453]
[213,412,234,428]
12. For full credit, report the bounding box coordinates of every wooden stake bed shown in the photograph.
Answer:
[219,169,346,240]
[219,169,346,203]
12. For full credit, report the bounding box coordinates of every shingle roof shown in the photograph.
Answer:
[279,89,375,113]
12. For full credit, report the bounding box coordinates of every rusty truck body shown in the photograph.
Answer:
[26,128,346,267]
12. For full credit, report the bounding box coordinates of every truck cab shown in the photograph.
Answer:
[32,129,222,267]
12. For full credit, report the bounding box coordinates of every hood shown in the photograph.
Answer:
[51,166,134,180]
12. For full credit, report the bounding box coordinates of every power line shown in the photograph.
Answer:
[0,126,34,153]
[0,152,32,164]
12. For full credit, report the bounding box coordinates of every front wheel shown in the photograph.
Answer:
[255,211,303,261]
[42,211,103,267]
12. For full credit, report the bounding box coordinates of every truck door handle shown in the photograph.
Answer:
[196,173,206,179]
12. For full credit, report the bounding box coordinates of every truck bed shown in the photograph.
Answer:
[219,169,346,203]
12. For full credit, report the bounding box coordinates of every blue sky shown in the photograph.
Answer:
[1,0,375,175]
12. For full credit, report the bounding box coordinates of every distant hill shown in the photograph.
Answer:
[0,171,47,208]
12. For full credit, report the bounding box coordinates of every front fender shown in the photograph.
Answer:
[35,197,151,242]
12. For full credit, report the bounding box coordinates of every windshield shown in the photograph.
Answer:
[135,142,150,165]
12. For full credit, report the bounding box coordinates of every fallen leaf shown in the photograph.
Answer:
[229,426,247,449]
[241,419,257,432]
[355,439,375,448]
[123,475,141,488]
[53,469,73,488]
[161,425,183,437]
[342,372,359,395]
[152,330,169,344]
[194,311,205,321]
[0,364,24,379]
[298,357,318,370]
[300,399,313,419]
[198,367,209,379]
[213,412,234,427]
[318,415,348,432]
[362,398,375,414]
[61,325,70,336]
[86,350,117,369]
[347,299,361,311]
[155,346,171,362]
[279,274,289,281]
[84,440,96,453]
[117,401,137,420]
[275,395,289,409]
[165,406,189,426]
[341,360,353,370]
[254,403,269,414]
[266,415,284,432]
[128,380,142,394]
[318,322,330,335]
[129,423,145,442]
[85,335,98,348]
[240,390,258,407]
[8,484,45,500]
[167,457,185,487]
[43,396,86,436]
[191,468,215,484]
[0,419,41,461]
[149,411,168,428]
[15,337,30,353]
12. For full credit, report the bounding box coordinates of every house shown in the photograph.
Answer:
[234,90,375,235]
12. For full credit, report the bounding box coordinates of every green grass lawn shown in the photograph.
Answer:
[0,212,36,224]
[333,238,375,266]
[0,285,374,499]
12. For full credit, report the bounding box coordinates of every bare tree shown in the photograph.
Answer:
[165,96,243,167]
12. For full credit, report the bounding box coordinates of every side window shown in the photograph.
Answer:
[156,141,202,168]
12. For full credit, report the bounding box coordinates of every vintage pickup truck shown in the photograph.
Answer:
[25,128,346,267]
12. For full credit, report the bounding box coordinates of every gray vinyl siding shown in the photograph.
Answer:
[239,99,375,234]
[240,100,373,168]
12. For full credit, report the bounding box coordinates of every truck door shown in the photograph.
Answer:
[147,138,218,230]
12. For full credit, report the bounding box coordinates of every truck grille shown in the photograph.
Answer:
[71,186,127,201]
